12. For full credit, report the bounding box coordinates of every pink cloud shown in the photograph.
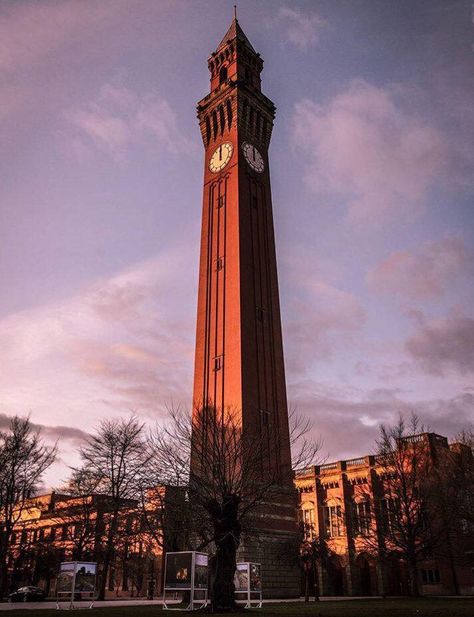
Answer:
[0,2,116,75]
[288,379,474,461]
[65,81,196,160]
[0,246,196,431]
[272,7,326,51]
[406,313,474,375]
[283,278,365,374]
[367,236,472,300]
[292,80,448,224]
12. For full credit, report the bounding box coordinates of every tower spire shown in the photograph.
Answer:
[234,4,237,20]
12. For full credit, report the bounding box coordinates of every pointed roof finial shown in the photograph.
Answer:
[234,5,237,21]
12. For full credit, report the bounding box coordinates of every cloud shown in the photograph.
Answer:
[0,412,89,447]
[65,81,196,160]
[282,251,366,373]
[273,7,326,51]
[0,2,114,75]
[289,379,474,462]
[406,312,474,375]
[292,80,449,224]
[0,245,196,430]
[367,236,472,300]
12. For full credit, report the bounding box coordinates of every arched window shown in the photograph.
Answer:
[219,105,225,134]
[212,111,218,139]
[226,99,233,129]
[219,66,228,85]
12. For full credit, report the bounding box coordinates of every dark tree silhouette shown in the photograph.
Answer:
[0,416,56,598]
[72,416,150,600]
[149,405,321,611]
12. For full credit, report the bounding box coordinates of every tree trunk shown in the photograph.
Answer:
[445,529,460,595]
[304,570,309,602]
[0,550,8,599]
[209,494,241,611]
[98,551,111,600]
[408,560,419,597]
[0,528,11,598]
[213,538,238,610]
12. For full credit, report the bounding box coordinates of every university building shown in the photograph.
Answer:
[6,491,164,598]
[296,432,474,597]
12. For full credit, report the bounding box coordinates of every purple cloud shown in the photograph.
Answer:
[406,313,474,375]
[367,236,472,300]
[271,7,326,51]
[65,81,196,160]
[292,80,449,225]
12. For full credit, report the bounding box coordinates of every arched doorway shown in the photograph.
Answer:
[327,556,344,596]
[356,553,377,596]
[385,555,408,596]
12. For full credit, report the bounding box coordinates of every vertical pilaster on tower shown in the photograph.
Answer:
[192,16,300,598]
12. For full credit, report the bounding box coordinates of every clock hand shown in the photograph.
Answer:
[219,145,222,161]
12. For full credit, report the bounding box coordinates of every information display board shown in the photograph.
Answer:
[56,561,97,610]
[235,562,262,608]
[163,552,209,611]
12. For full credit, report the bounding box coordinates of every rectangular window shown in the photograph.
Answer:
[256,307,264,323]
[213,356,222,371]
[353,501,371,535]
[217,194,225,208]
[302,508,315,539]
[39,528,45,541]
[61,525,68,540]
[422,569,440,584]
[324,505,343,537]
[50,527,56,541]
[380,498,398,532]
[215,256,224,271]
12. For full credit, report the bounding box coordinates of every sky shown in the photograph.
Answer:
[0,0,473,487]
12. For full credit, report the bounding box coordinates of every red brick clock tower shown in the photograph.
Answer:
[192,17,299,597]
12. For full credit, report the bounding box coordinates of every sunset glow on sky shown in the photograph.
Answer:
[1,0,473,486]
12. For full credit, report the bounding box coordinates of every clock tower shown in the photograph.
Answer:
[192,16,299,597]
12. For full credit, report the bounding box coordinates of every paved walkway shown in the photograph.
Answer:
[0,596,381,610]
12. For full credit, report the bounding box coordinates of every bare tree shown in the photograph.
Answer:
[149,404,321,611]
[53,469,103,561]
[73,416,150,600]
[0,416,56,597]
[367,414,441,596]
[422,426,474,594]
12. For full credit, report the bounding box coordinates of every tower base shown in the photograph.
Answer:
[238,529,301,598]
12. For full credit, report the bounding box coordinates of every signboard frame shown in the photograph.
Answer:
[55,561,97,610]
[163,551,209,611]
[234,562,262,608]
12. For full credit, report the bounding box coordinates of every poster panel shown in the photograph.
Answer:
[194,554,208,589]
[57,563,75,593]
[250,564,261,592]
[75,563,96,593]
[234,564,248,592]
[165,553,193,588]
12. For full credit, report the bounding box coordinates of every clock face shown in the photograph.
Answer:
[209,142,233,173]
[242,142,264,173]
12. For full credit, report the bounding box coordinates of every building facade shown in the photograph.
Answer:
[6,492,164,598]
[296,432,474,597]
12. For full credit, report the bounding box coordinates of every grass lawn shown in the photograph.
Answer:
[1,598,473,617]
